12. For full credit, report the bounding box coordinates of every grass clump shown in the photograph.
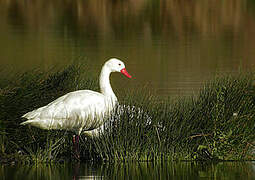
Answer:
[90,73,255,161]
[0,61,255,163]
[0,61,98,163]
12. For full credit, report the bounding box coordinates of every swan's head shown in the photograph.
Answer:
[105,58,132,78]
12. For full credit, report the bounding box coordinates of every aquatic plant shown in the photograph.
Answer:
[89,72,255,161]
[0,61,98,163]
[0,62,255,164]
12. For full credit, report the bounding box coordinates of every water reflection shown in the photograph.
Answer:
[1,161,255,180]
[0,0,255,96]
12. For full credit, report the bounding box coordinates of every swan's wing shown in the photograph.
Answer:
[21,90,111,132]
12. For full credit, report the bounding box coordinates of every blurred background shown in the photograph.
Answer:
[1,0,255,96]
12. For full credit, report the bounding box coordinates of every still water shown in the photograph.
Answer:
[1,161,255,180]
[1,0,255,96]
[1,0,255,179]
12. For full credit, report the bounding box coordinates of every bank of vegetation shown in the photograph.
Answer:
[0,63,255,164]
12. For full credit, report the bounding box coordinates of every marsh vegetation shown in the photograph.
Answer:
[1,62,255,164]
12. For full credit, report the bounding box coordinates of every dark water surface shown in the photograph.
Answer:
[1,0,255,96]
[1,161,255,180]
[1,1,255,179]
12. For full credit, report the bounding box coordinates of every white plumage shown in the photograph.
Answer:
[21,58,132,136]
[21,90,113,134]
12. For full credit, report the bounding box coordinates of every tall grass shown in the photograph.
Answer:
[0,62,98,163]
[0,62,255,163]
[89,73,255,161]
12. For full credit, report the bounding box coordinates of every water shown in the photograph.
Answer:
[1,161,255,180]
[1,0,255,179]
[1,0,255,96]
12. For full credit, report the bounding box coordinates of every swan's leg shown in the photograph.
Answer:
[76,135,80,157]
[72,135,76,145]
[72,135,80,160]
[72,135,76,158]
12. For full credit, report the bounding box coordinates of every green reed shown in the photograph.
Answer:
[0,62,98,163]
[89,73,255,161]
[0,63,255,164]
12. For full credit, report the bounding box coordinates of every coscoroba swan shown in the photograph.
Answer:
[21,58,132,159]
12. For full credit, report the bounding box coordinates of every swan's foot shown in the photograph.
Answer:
[72,135,80,161]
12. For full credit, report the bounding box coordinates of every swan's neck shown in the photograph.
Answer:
[99,66,117,102]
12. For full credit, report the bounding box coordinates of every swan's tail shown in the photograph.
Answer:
[20,119,36,125]
[22,109,39,119]
[21,108,42,125]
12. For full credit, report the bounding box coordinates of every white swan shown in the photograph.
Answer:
[21,58,132,159]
